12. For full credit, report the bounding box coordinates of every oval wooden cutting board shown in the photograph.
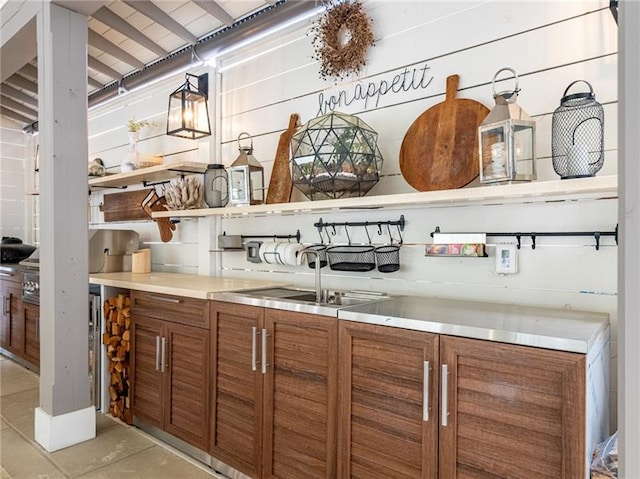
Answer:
[399,75,489,192]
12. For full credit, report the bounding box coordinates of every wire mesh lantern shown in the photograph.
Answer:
[290,111,383,200]
[551,80,604,179]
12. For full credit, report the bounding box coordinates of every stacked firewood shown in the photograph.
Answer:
[102,294,132,424]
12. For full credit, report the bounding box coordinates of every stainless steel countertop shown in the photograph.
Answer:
[212,291,346,317]
[338,296,609,354]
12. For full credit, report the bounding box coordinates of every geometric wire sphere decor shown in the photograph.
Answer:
[290,111,383,200]
[551,80,604,179]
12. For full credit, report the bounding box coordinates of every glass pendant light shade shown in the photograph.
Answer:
[167,73,211,139]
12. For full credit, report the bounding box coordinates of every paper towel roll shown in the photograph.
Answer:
[260,242,284,265]
[283,243,305,266]
[258,242,303,266]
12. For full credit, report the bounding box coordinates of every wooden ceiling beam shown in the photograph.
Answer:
[0,106,35,125]
[123,0,197,44]
[88,56,123,81]
[88,29,145,71]
[87,76,103,90]
[0,96,38,118]
[0,84,37,107]
[18,63,38,81]
[193,1,234,27]
[92,6,168,57]
[5,74,37,95]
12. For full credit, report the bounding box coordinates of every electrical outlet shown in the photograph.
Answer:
[495,244,518,274]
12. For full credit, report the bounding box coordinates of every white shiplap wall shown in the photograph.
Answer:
[0,117,28,240]
[85,1,619,426]
[87,67,213,274]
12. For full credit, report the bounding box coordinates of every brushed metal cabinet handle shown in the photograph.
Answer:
[251,326,257,372]
[147,295,181,304]
[155,336,161,371]
[0,272,14,278]
[261,328,268,374]
[423,361,430,422]
[1,296,6,315]
[161,337,167,373]
[36,317,39,342]
[441,364,449,427]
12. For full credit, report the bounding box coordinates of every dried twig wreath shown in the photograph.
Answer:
[310,0,375,81]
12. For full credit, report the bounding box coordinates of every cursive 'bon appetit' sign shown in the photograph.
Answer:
[316,62,434,116]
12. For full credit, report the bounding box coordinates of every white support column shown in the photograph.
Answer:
[35,2,94,452]
[618,0,640,477]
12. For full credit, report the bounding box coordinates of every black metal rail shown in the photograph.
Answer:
[431,225,618,251]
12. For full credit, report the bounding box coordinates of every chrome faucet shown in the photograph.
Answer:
[300,248,322,302]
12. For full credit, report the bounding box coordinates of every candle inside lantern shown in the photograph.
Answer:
[566,143,590,177]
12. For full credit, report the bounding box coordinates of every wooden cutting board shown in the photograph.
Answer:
[100,189,153,222]
[266,113,300,204]
[399,75,489,192]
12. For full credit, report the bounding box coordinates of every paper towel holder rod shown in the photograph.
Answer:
[220,230,301,243]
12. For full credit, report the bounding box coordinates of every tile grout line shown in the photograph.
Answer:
[0,405,73,479]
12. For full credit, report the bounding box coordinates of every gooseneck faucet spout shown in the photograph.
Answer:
[300,248,322,302]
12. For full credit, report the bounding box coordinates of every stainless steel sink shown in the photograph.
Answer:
[212,286,393,317]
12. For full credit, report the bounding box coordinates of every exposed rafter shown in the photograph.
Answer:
[0,1,310,127]
[0,96,38,118]
[0,84,37,107]
[193,1,234,27]
[88,76,103,90]
[5,74,37,95]
[1,106,35,124]
[88,29,145,70]
[18,63,38,81]
[92,6,168,57]
[88,56,123,81]
[123,0,197,44]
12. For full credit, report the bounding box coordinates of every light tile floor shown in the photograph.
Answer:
[0,355,227,479]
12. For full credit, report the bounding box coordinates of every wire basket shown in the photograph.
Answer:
[375,245,400,273]
[326,245,376,272]
[305,244,328,269]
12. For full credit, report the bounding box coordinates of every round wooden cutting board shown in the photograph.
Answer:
[399,74,489,192]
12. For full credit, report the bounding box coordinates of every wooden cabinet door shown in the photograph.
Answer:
[130,314,164,428]
[1,283,22,353]
[439,336,586,479]
[210,301,264,478]
[262,309,338,479]
[0,282,11,348]
[23,303,40,367]
[164,321,209,450]
[338,321,439,479]
[9,286,23,354]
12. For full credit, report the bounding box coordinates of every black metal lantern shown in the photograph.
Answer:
[166,72,211,139]
[290,111,383,200]
[551,80,604,179]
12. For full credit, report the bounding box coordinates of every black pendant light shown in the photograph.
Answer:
[166,72,211,139]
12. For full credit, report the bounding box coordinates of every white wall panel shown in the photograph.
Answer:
[0,120,27,240]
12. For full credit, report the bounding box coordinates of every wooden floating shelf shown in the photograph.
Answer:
[89,161,209,189]
[152,175,618,219]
